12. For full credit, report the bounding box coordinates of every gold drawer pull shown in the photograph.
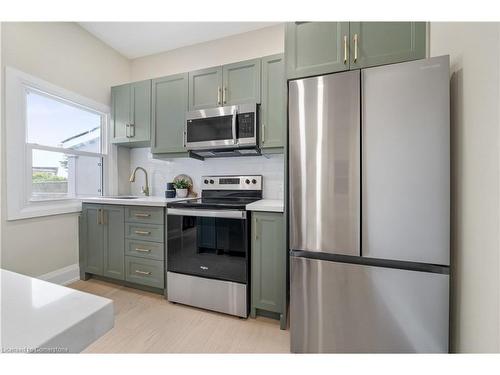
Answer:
[135,270,152,276]
[135,248,151,253]
[134,230,151,235]
[135,213,151,218]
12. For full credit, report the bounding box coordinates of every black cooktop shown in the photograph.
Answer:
[168,197,260,210]
[167,189,262,210]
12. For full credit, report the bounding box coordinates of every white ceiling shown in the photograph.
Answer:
[79,22,280,59]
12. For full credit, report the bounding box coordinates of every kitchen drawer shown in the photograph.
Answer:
[125,256,164,289]
[125,239,164,261]
[125,206,164,225]
[125,222,164,242]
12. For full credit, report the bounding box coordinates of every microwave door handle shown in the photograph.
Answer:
[232,108,238,145]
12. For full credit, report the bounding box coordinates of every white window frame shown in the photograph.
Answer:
[5,66,115,220]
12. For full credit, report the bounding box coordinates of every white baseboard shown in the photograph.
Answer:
[38,263,80,286]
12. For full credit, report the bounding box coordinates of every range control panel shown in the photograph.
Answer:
[201,175,262,191]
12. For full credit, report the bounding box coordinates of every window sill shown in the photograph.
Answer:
[7,200,83,221]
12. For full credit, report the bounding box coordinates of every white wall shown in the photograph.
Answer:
[1,22,131,277]
[131,24,284,81]
[430,22,500,353]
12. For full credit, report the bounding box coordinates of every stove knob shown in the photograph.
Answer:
[204,179,209,184]
[245,179,250,184]
[209,179,214,184]
[252,179,257,184]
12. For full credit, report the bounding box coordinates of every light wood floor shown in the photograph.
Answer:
[69,279,290,353]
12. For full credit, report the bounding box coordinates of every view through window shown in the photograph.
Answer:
[26,89,105,201]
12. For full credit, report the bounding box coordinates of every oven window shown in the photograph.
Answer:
[187,115,233,143]
[167,214,248,283]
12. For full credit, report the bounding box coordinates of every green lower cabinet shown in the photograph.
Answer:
[125,256,164,289]
[151,73,188,155]
[260,54,285,151]
[102,206,125,280]
[349,22,426,69]
[251,211,286,329]
[80,204,166,292]
[80,205,104,276]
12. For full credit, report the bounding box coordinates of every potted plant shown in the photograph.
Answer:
[173,178,191,198]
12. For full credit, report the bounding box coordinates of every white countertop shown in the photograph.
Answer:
[82,196,195,207]
[246,199,284,213]
[1,269,114,353]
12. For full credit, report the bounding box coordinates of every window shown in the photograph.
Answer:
[26,89,104,201]
[6,67,112,220]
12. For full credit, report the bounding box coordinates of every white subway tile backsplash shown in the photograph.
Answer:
[127,148,284,199]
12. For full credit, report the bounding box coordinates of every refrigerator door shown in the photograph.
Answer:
[290,256,449,353]
[289,71,360,256]
[362,56,450,265]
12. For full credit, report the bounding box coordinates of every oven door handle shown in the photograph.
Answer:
[167,208,247,220]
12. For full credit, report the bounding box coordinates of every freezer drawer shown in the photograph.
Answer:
[289,71,360,256]
[362,56,450,265]
[290,256,449,353]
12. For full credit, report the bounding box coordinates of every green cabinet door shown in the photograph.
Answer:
[261,54,285,150]
[349,22,426,69]
[81,205,104,275]
[222,58,261,105]
[129,80,152,144]
[111,84,131,145]
[251,211,286,329]
[188,66,223,110]
[102,206,125,280]
[285,22,350,79]
[151,73,188,154]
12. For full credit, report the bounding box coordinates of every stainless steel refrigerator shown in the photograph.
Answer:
[288,56,450,353]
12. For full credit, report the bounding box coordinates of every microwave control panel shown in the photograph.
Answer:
[237,113,255,139]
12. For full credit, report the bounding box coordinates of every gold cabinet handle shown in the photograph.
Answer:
[134,213,151,218]
[97,209,101,225]
[135,270,152,276]
[217,86,221,105]
[223,87,227,104]
[343,35,348,64]
[135,248,151,253]
[101,209,105,225]
[134,230,150,235]
[354,33,358,63]
[126,124,130,138]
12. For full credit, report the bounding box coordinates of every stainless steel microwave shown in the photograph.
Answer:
[185,103,258,151]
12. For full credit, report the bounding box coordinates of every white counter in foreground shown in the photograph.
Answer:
[82,196,194,207]
[1,269,113,353]
[246,199,284,213]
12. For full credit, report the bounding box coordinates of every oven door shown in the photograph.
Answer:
[185,105,237,150]
[167,208,249,284]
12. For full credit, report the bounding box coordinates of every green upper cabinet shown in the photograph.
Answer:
[111,84,131,144]
[102,206,125,281]
[151,73,188,154]
[222,58,261,105]
[285,22,427,79]
[285,22,350,79]
[260,54,285,150]
[111,80,151,147]
[188,66,223,110]
[349,22,426,69]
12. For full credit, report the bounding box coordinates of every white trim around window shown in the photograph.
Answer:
[5,66,112,220]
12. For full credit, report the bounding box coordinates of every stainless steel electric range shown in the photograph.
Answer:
[166,175,262,317]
